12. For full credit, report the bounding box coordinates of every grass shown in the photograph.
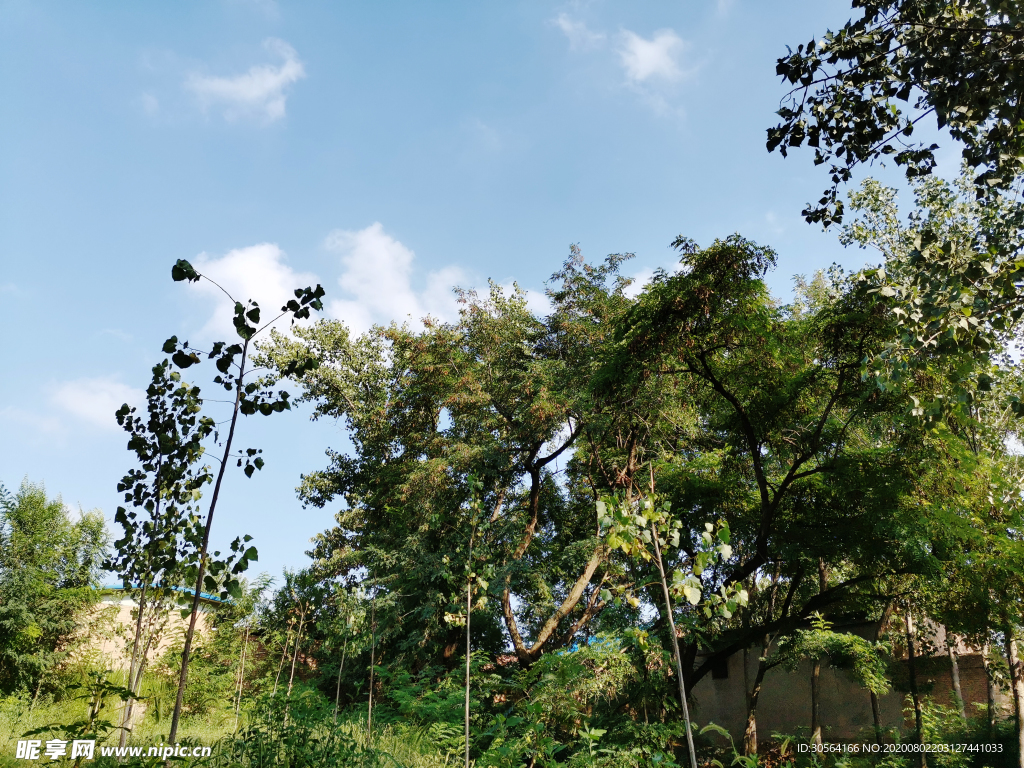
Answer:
[0,688,450,767]
[337,719,452,768]
[0,692,232,762]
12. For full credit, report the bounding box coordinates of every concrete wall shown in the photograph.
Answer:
[85,592,216,670]
[690,625,1010,742]
[692,651,903,741]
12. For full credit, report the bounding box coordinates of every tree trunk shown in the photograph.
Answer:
[905,610,925,768]
[368,597,376,747]
[272,627,293,697]
[810,560,826,748]
[121,627,157,757]
[119,583,149,750]
[333,638,347,725]
[743,645,752,754]
[651,523,698,768]
[871,601,893,747]
[464,572,472,768]
[983,638,996,738]
[1004,629,1024,768]
[465,519,476,768]
[286,611,305,698]
[234,625,249,732]
[282,611,305,727]
[167,337,248,745]
[870,691,883,746]
[744,643,770,755]
[945,628,967,724]
[811,658,822,748]
[29,676,43,712]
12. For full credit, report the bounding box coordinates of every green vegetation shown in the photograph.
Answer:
[0,481,106,702]
[5,1,1024,765]
[4,228,1023,767]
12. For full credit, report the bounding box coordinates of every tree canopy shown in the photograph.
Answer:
[768,0,1024,227]
[264,237,985,696]
[0,481,106,696]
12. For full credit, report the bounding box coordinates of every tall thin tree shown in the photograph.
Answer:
[164,259,324,744]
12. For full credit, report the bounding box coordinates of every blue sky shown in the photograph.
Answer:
[2,0,900,580]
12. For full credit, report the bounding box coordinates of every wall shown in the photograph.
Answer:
[690,622,1011,743]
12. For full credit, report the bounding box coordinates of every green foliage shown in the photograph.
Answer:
[261,252,637,668]
[700,722,791,768]
[0,481,106,697]
[768,0,1024,226]
[10,220,1024,767]
[375,653,497,762]
[775,614,891,696]
[154,259,325,741]
[210,687,381,768]
[21,670,134,746]
[596,495,747,617]
[595,235,944,691]
[841,171,1024,413]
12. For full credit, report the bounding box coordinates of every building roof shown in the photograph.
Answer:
[99,583,226,606]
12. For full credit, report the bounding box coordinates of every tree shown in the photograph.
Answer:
[769,2,1024,427]
[0,481,107,698]
[319,584,364,724]
[106,358,214,747]
[152,258,324,743]
[837,171,1024,414]
[768,0,1024,228]
[279,570,325,702]
[262,252,638,670]
[774,613,891,748]
[597,491,747,768]
[594,235,948,700]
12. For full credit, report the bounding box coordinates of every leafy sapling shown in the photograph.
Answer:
[597,492,748,768]
[163,258,325,744]
[325,585,365,725]
[107,360,215,749]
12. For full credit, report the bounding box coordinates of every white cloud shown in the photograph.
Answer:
[50,378,145,431]
[0,406,65,442]
[141,92,160,116]
[185,38,305,121]
[618,29,687,84]
[623,267,656,299]
[553,14,606,50]
[183,227,548,344]
[187,243,320,340]
[325,223,468,334]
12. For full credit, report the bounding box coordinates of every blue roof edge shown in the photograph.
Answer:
[98,584,226,604]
